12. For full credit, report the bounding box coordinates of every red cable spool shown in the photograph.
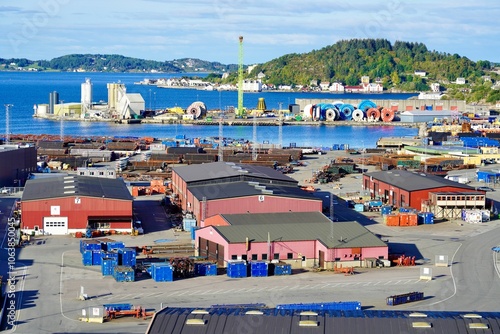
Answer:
[381,108,395,122]
[366,108,380,121]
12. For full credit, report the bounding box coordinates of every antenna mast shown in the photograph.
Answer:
[237,36,244,117]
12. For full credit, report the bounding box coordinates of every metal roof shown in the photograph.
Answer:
[210,213,386,249]
[21,174,133,201]
[365,170,476,192]
[188,181,320,201]
[173,162,298,184]
[147,308,500,334]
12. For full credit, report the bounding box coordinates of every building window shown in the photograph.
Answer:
[287,253,293,260]
[262,254,268,260]
[334,257,340,261]
[273,253,279,260]
[231,255,237,260]
[241,254,247,261]
[251,254,258,261]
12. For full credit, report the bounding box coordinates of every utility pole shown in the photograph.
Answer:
[60,100,64,141]
[278,102,283,148]
[4,104,12,144]
[237,36,244,117]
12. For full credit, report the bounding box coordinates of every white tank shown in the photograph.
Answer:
[81,78,93,106]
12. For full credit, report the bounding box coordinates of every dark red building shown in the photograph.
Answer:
[363,170,481,210]
[21,174,133,235]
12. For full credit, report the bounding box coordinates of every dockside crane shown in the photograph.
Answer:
[237,36,245,118]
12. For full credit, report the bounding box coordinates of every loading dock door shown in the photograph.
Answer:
[43,217,68,235]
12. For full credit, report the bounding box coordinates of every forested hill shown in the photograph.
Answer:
[0,54,238,73]
[249,39,495,90]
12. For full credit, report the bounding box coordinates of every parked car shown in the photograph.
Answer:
[477,186,495,192]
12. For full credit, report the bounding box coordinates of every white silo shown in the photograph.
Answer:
[81,78,93,109]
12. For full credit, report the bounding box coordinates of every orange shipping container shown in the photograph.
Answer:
[399,213,409,226]
[407,213,418,226]
[384,214,400,226]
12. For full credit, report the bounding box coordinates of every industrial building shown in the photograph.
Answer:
[189,181,322,226]
[21,174,133,235]
[195,212,388,268]
[363,170,482,210]
[398,110,461,123]
[171,162,314,225]
[0,144,37,188]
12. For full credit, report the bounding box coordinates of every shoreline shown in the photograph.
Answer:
[33,114,422,128]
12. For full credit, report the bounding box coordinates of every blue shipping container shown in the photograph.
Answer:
[118,248,136,267]
[276,301,361,311]
[418,212,434,225]
[195,263,217,276]
[274,263,292,276]
[381,205,392,215]
[183,218,197,232]
[82,250,93,266]
[150,263,173,282]
[102,257,118,276]
[227,261,247,278]
[92,250,102,265]
[113,265,135,282]
[250,261,268,277]
[107,241,125,251]
[191,227,199,240]
[103,303,133,311]
[80,239,101,254]
[386,292,424,306]
[101,251,119,263]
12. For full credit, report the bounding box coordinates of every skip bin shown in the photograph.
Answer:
[118,248,136,267]
[274,263,292,276]
[82,250,93,266]
[227,260,247,278]
[113,265,135,282]
[101,257,117,276]
[250,261,268,277]
[354,204,364,212]
[150,263,173,282]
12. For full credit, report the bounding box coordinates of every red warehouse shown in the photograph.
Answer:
[363,170,480,210]
[196,212,388,269]
[21,174,133,235]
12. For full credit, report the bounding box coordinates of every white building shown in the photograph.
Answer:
[362,83,383,92]
[329,82,345,92]
[430,83,440,93]
[456,77,466,85]
[242,79,262,92]
[319,82,330,91]
[414,70,427,77]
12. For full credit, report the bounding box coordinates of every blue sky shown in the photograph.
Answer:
[1,0,499,65]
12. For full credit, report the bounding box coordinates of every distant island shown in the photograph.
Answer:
[2,38,500,103]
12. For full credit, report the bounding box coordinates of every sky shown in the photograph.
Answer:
[1,0,499,65]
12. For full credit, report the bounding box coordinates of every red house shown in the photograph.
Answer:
[21,174,133,235]
[363,170,482,210]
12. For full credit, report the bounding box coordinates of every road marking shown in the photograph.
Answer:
[384,281,392,285]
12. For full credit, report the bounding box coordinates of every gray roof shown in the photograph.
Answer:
[22,174,133,201]
[365,170,476,192]
[147,308,500,334]
[210,212,386,249]
[189,181,320,201]
[173,162,298,184]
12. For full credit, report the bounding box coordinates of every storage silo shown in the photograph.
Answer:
[81,78,93,108]
[49,91,59,114]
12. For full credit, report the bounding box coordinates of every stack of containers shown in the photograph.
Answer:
[149,263,173,282]
[113,265,135,282]
[227,260,247,278]
[101,257,118,276]
[276,301,361,311]
[98,238,117,251]
[82,250,93,266]
[80,239,101,254]
[273,263,292,276]
[194,262,217,276]
[249,261,268,277]
[118,248,136,267]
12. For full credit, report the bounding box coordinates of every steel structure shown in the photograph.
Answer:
[237,36,244,117]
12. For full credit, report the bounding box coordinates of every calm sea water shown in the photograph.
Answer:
[0,72,418,148]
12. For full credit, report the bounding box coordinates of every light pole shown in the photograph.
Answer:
[153,92,156,111]
[149,89,152,110]
[59,100,64,141]
[4,104,12,144]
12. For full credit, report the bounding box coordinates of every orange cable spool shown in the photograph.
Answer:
[366,108,380,121]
